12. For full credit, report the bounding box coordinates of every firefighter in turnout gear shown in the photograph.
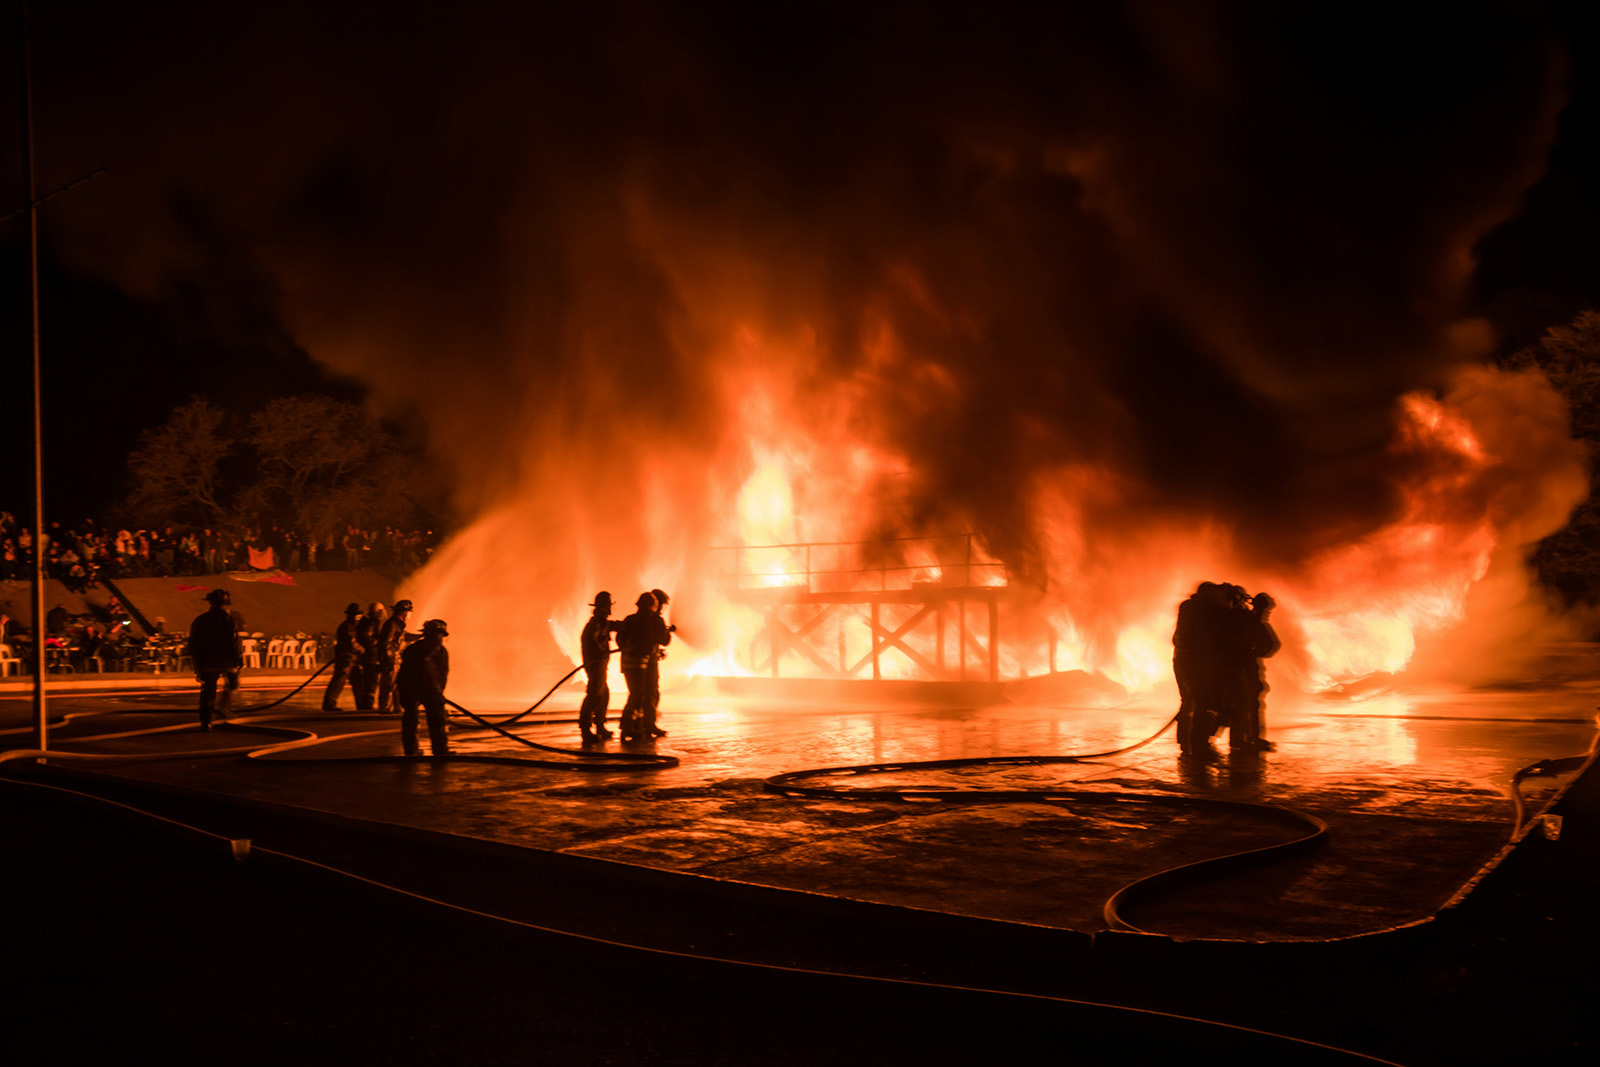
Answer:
[398,618,451,757]
[579,592,619,743]
[187,588,242,731]
[1226,591,1281,751]
[322,602,365,711]
[376,599,414,713]
[641,588,675,738]
[617,591,672,740]
[354,602,386,710]
[1173,582,1227,760]
[616,593,655,741]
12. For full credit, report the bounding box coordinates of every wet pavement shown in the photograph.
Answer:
[4,653,1596,944]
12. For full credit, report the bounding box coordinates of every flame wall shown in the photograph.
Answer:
[36,3,1589,698]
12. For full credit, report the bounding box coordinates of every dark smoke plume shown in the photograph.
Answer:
[22,3,1577,683]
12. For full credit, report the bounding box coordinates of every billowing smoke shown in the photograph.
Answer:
[33,2,1586,694]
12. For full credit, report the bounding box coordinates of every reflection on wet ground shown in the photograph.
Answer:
[3,668,1595,941]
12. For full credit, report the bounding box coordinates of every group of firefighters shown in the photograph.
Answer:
[184,584,677,757]
[185,589,452,758]
[1171,581,1281,761]
[580,588,675,744]
[190,577,1278,765]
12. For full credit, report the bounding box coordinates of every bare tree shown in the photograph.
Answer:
[126,397,234,526]
[237,394,418,543]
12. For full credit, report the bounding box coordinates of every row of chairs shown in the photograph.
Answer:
[0,642,187,676]
[0,637,322,676]
[242,636,320,670]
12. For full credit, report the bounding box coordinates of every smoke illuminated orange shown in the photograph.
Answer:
[396,309,1587,706]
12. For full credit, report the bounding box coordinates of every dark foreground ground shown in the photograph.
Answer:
[3,662,1599,1064]
[0,787,1402,1067]
[3,778,1598,1067]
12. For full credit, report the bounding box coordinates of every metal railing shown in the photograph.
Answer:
[709,533,1007,593]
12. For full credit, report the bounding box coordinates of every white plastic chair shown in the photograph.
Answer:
[265,638,285,667]
[240,637,261,669]
[292,639,318,670]
[0,643,21,677]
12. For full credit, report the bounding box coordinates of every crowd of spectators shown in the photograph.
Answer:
[0,511,440,591]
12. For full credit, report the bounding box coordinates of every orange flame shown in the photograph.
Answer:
[398,323,1586,705]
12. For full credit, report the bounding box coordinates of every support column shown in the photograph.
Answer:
[958,600,967,682]
[768,606,780,678]
[988,597,999,683]
[838,610,846,675]
[870,600,881,680]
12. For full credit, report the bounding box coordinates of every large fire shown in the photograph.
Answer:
[397,325,1587,705]
[221,7,1579,708]
[29,0,1576,706]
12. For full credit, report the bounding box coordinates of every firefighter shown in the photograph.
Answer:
[579,592,619,742]
[354,602,387,710]
[187,588,242,731]
[1173,582,1228,761]
[641,587,676,738]
[398,618,451,757]
[321,602,365,711]
[1229,592,1282,751]
[616,592,657,741]
[376,598,414,713]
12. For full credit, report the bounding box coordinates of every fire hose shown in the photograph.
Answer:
[6,657,1585,938]
[762,712,1330,934]
[0,769,1406,1066]
[0,650,675,771]
[0,661,338,738]
[440,649,677,767]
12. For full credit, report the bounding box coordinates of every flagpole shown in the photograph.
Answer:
[21,0,47,750]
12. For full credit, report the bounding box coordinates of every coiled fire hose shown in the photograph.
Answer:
[0,769,1407,1066]
[8,660,1586,937]
[762,711,1330,934]
[1,681,1325,931]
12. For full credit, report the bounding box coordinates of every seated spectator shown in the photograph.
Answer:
[68,623,104,672]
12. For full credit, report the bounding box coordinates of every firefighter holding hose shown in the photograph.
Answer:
[398,618,451,757]
[642,588,675,738]
[376,598,414,713]
[579,592,619,743]
[321,602,365,712]
[617,592,673,741]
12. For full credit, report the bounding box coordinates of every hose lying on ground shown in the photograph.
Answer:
[0,665,336,737]
[763,710,1329,935]
[0,768,1407,1066]
[0,652,676,771]
[436,649,677,767]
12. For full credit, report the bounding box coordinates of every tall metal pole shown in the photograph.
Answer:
[22,1,47,750]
